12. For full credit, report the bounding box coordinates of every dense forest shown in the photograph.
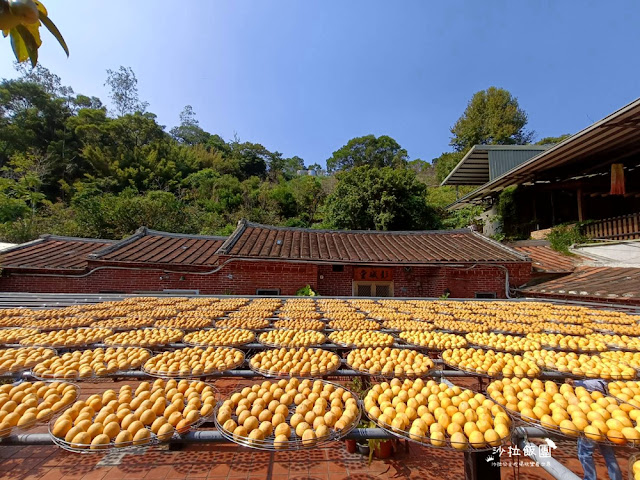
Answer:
[0,64,564,243]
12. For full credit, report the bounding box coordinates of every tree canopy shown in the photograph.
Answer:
[326,134,408,172]
[324,166,438,231]
[536,134,571,145]
[450,87,534,152]
[0,64,557,243]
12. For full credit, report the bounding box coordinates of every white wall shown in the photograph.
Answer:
[478,204,501,237]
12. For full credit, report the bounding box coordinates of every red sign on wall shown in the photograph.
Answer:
[353,267,393,281]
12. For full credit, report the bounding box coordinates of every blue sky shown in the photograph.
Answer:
[1,1,639,167]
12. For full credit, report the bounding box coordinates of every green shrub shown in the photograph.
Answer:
[547,224,586,254]
[295,285,317,296]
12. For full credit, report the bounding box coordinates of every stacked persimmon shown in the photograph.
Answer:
[184,328,255,347]
[524,350,636,380]
[590,333,640,350]
[143,347,244,376]
[249,348,340,377]
[21,316,96,329]
[328,330,394,348]
[381,320,436,331]
[258,330,326,348]
[0,347,56,374]
[277,311,322,321]
[216,318,270,330]
[50,379,216,449]
[20,328,113,348]
[526,333,607,352]
[488,378,640,445]
[32,348,151,379]
[465,333,540,353]
[443,347,541,378]
[587,323,640,336]
[0,328,39,345]
[399,331,467,350]
[327,319,380,331]
[92,317,155,330]
[103,328,183,348]
[154,317,212,330]
[364,379,510,450]
[347,347,434,377]
[0,381,78,436]
[273,319,324,331]
[216,378,358,448]
[432,319,490,333]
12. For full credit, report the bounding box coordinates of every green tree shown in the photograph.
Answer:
[432,151,464,184]
[325,166,438,230]
[450,87,533,152]
[536,134,571,145]
[289,175,325,225]
[228,141,269,180]
[170,105,210,145]
[326,135,408,172]
[104,66,148,117]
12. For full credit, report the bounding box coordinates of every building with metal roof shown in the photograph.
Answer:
[441,145,550,186]
[442,97,640,242]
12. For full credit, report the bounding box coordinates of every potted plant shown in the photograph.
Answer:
[368,437,394,462]
[345,437,357,454]
[352,418,371,455]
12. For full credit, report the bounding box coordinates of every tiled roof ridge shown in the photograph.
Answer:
[216,219,477,256]
[39,234,117,243]
[144,229,227,241]
[218,219,529,263]
[0,235,115,257]
[89,227,228,260]
[217,219,249,255]
[88,227,147,259]
[470,231,529,261]
[243,220,472,236]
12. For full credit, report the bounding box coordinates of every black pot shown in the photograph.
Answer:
[356,442,370,456]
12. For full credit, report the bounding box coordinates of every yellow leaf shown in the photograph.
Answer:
[9,28,29,62]
[23,19,41,47]
[33,0,47,17]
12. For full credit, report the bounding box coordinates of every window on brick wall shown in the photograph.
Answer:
[353,282,394,297]
[475,292,497,299]
[332,265,344,272]
[256,289,280,296]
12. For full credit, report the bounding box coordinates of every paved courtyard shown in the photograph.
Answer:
[0,436,634,480]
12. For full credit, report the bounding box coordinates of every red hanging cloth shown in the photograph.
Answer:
[610,163,626,195]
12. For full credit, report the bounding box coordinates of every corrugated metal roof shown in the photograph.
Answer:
[90,228,225,267]
[0,236,115,271]
[218,220,528,264]
[522,266,640,301]
[448,97,640,209]
[441,145,549,186]
[510,241,577,273]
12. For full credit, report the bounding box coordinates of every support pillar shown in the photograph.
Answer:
[577,188,584,221]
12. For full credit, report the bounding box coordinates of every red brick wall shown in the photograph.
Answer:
[0,260,318,296]
[0,260,530,298]
[316,263,530,298]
